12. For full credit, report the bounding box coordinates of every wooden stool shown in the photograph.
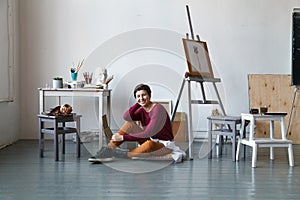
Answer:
[207,115,241,161]
[38,114,81,161]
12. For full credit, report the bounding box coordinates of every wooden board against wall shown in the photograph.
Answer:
[248,74,300,144]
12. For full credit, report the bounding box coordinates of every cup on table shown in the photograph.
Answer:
[83,72,93,84]
[250,108,259,114]
[71,72,78,81]
[260,106,268,114]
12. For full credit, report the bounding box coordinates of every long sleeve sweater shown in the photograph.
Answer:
[122,103,174,141]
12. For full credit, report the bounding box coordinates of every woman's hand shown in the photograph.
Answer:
[111,133,124,142]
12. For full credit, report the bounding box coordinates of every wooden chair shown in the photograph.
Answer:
[38,114,81,161]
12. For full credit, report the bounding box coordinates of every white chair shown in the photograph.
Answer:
[236,113,294,168]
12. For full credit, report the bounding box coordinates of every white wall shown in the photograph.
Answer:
[0,0,19,148]
[18,0,300,139]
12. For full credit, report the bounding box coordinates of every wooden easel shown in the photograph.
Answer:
[287,86,299,134]
[171,5,226,159]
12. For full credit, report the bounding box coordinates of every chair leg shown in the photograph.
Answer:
[39,119,44,158]
[62,122,66,154]
[232,125,236,162]
[62,134,65,154]
[270,145,274,160]
[236,139,241,161]
[54,120,59,161]
[218,135,223,156]
[76,117,81,158]
[252,144,258,168]
[76,132,81,158]
[243,144,246,159]
[231,138,236,161]
[39,133,44,158]
[288,143,294,167]
[208,120,212,159]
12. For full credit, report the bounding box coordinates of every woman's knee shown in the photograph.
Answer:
[119,121,143,134]
[143,140,164,150]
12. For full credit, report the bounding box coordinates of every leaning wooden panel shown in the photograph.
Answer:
[248,74,300,144]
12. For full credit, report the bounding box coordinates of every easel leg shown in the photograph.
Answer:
[200,82,206,103]
[212,82,226,116]
[287,87,298,134]
[187,80,193,159]
[171,78,186,122]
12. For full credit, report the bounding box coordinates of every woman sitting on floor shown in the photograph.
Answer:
[89,83,185,163]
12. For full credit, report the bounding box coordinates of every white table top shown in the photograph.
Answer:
[241,113,287,120]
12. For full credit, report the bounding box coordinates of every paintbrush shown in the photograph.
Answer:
[105,75,114,84]
[76,59,84,73]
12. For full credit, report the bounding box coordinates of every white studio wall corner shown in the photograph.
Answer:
[0,0,19,148]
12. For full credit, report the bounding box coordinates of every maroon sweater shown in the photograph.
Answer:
[123,103,174,142]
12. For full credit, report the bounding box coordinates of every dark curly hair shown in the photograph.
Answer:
[133,84,152,98]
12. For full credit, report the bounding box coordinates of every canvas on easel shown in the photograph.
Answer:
[182,38,214,79]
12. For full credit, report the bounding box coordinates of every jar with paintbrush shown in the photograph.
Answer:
[83,72,93,85]
[71,59,84,82]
